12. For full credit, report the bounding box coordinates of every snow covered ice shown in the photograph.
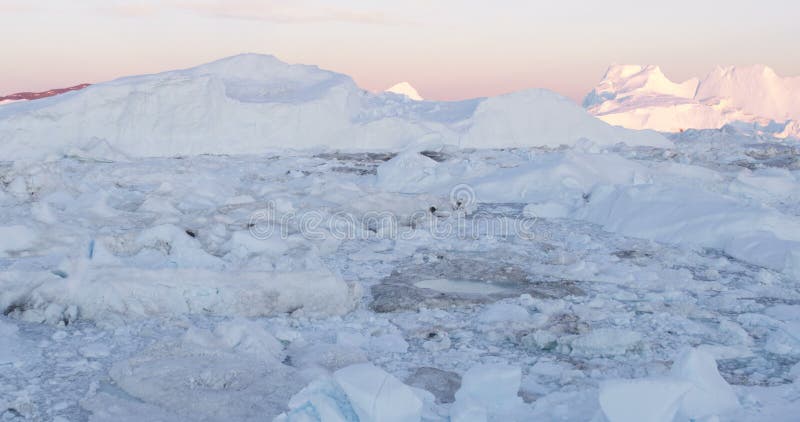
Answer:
[385,82,424,102]
[1,54,800,421]
[584,64,800,138]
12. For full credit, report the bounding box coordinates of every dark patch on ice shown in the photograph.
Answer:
[734,156,800,171]
[285,169,311,177]
[3,300,30,317]
[331,166,377,176]
[731,160,758,170]
[718,355,800,386]
[51,269,69,278]
[314,152,396,162]
[744,143,799,160]
[370,284,456,313]
[612,249,654,260]
[732,143,800,170]
[612,249,658,266]
[419,150,449,162]
[518,389,539,404]
[369,256,584,313]
[405,367,461,404]
[753,297,800,306]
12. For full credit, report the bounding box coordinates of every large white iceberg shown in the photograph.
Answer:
[0,54,669,160]
[585,64,800,133]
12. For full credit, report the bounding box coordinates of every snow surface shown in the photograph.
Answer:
[585,64,800,135]
[385,82,424,101]
[0,54,667,160]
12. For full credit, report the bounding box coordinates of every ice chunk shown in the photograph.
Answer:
[599,347,739,422]
[599,378,691,422]
[277,378,359,422]
[289,342,368,372]
[451,364,525,421]
[405,367,461,404]
[460,89,670,149]
[333,363,422,422]
[456,364,521,404]
[671,347,740,419]
[281,363,435,421]
[0,268,360,325]
[376,151,442,194]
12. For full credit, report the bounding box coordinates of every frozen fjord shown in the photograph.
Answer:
[1,132,800,421]
[0,54,799,421]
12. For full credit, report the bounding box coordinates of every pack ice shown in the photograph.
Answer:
[1,54,799,422]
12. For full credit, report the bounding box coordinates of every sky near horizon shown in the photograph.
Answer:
[2,0,799,102]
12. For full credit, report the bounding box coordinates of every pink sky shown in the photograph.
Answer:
[2,0,799,102]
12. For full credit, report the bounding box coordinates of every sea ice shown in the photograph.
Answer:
[599,347,739,422]
[671,347,740,419]
[599,378,691,422]
[450,364,526,421]
[333,363,423,422]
